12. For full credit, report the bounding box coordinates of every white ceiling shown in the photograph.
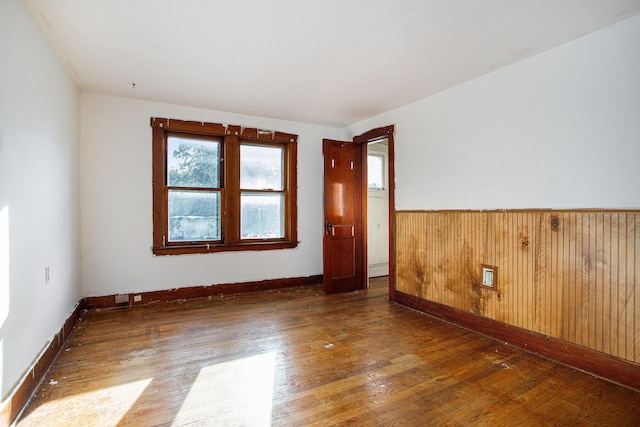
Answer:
[25,0,640,127]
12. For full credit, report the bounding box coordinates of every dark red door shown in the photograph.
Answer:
[322,139,364,294]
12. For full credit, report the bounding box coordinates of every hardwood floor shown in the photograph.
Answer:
[17,277,640,426]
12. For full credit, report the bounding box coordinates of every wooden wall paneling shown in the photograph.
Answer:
[513,212,521,329]
[528,212,537,332]
[513,213,520,328]
[437,211,445,302]
[602,213,611,355]
[453,212,463,311]
[635,213,640,363]
[459,212,466,312]
[625,213,636,361]
[595,214,603,353]
[417,211,427,298]
[585,213,594,351]
[535,212,548,336]
[395,212,406,293]
[610,213,620,357]
[396,212,417,296]
[429,211,441,303]
[417,212,428,299]
[561,212,571,344]
[618,213,628,359]
[395,209,640,365]
[434,212,447,305]
[495,212,508,324]
[579,212,589,349]
[592,212,602,353]
[443,211,453,308]
[552,213,564,337]
[552,212,564,340]
[569,212,580,346]
[563,212,571,344]
[584,213,595,351]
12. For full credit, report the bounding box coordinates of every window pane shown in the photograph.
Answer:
[241,193,284,239]
[168,190,220,242]
[168,136,220,188]
[368,154,384,190]
[240,144,283,190]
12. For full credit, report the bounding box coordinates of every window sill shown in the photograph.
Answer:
[152,241,298,255]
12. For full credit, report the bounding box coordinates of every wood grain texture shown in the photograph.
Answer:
[16,278,640,426]
[396,210,640,363]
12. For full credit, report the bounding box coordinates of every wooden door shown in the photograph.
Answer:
[322,139,364,294]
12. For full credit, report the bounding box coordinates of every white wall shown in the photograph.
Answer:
[348,15,640,210]
[0,1,81,399]
[80,94,345,297]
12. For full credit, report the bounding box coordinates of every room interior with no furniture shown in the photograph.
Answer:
[1,0,639,425]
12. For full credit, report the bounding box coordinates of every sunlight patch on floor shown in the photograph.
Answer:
[19,378,153,426]
[172,352,277,426]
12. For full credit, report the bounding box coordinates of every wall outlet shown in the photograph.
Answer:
[482,267,494,286]
[481,264,498,290]
[133,294,142,303]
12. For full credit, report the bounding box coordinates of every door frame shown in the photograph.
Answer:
[354,125,396,301]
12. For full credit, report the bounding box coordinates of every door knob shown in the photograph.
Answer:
[325,221,333,235]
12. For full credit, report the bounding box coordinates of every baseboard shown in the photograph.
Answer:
[1,303,84,427]
[82,275,324,310]
[395,290,640,392]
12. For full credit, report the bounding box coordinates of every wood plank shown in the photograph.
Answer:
[626,214,635,360]
[636,214,640,363]
[601,213,611,355]
[619,214,628,358]
[610,213,620,357]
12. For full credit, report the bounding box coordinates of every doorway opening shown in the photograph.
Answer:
[322,125,395,299]
[355,125,395,301]
[366,138,389,281]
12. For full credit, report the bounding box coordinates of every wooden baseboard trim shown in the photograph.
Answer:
[395,290,640,392]
[1,303,85,427]
[82,275,324,310]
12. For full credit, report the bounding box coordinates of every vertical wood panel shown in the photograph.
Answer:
[602,214,611,355]
[635,214,640,362]
[610,214,620,357]
[625,214,635,360]
[556,213,564,340]
[618,215,627,358]
[395,210,640,364]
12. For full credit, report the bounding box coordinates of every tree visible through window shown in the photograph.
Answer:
[167,136,221,242]
[151,118,298,255]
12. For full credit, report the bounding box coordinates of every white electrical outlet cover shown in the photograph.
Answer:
[482,268,494,286]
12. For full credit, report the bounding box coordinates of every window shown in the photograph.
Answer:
[367,153,385,190]
[151,118,297,255]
